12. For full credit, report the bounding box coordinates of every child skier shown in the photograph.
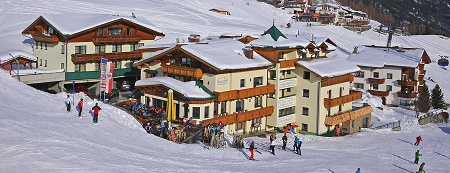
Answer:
[91,103,101,123]
[65,95,71,112]
[415,135,422,146]
[248,141,256,160]
[414,150,422,164]
[77,99,83,118]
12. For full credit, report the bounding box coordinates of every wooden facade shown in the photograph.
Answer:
[368,78,385,84]
[214,84,275,102]
[397,80,417,86]
[397,92,417,98]
[367,90,390,97]
[324,105,373,126]
[280,59,297,68]
[323,90,362,108]
[202,106,274,127]
[31,34,59,44]
[161,64,203,80]
[321,74,354,87]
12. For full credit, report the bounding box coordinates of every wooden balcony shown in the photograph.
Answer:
[321,74,354,87]
[418,76,424,85]
[368,78,385,84]
[32,34,58,44]
[280,59,297,68]
[397,92,417,98]
[214,90,238,103]
[237,84,275,99]
[368,90,390,97]
[323,90,362,108]
[397,80,417,86]
[71,52,142,64]
[161,65,203,80]
[324,105,373,126]
[93,35,141,44]
[202,106,274,127]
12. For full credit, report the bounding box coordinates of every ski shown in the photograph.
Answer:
[255,149,262,154]
[198,142,210,150]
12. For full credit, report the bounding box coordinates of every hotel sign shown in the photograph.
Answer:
[217,77,228,85]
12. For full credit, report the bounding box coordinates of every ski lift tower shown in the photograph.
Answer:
[376,20,410,47]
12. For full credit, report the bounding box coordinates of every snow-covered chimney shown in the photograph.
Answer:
[188,34,200,42]
[242,48,253,59]
[353,46,359,54]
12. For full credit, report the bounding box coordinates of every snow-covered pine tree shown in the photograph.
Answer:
[431,84,445,109]
[417,84,431,113]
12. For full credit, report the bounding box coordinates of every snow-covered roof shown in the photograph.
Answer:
[139,43,178,50]
[347,46,425,68]
[11,69,65,76]
[325,42,336,51]
[297,57,360,77]
[250,34,310,48]
[41,14,163,36]
[0,50,37,64]
[134,46,176,65]
[181,40,273,70]
[135,76,213,99]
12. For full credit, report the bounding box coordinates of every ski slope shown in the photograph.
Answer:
[0,0,450,172]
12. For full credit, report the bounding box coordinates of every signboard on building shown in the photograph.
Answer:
[278,96,296,109]
[100,58,107,90]
[217,77,228,85]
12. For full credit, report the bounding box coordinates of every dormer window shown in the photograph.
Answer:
[108,28,122,36]
[98,28,104,36]
[48,27,53,34]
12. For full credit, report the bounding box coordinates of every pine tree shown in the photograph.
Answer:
[416,84,431,113]
[431,84,445,109]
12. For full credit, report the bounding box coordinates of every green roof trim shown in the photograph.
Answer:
[179,81,217,101]
[262,24,287,41]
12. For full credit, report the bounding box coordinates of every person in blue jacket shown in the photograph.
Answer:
[294,136,302,155]
[355,168,361,173]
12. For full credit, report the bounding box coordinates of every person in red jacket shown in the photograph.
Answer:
[415,135,422,146]
[77,99,83,118]
[91,103,102,123]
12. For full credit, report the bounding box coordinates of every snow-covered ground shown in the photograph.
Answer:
[0,0,450,172]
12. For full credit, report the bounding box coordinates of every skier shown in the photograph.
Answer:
[160,120,166,137]
[282,133,287,150]
[91,103,101,123]
[248,141,256,160]
[77,99,83,118]
[414,150,422,164]
[294,136,302,155]
[355,168,361,173]
[415,135,422,146]
[419,162,425,171]
[270,140,275,155]
[65,95,71,112]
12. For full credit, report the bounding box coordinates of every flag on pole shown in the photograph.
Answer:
[100,58,107,90]
[106,62,114,94]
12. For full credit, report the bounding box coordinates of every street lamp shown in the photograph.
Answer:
[8,54,20,81]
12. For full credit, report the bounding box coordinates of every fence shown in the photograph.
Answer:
[371,120,401,130]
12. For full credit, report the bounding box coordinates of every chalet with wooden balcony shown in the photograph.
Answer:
[134,39,275,134]
[22,14,164,85]
[348,45,431,106]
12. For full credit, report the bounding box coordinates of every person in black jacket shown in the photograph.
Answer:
[282,133,288,150]
[249,141,256,160]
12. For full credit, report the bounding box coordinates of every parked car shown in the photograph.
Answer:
[118,80,132,91]
[99,88,120,103]
[75,85,89,95]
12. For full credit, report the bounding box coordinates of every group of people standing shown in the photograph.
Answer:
[65,95,102,123]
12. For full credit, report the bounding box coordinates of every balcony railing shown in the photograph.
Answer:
[214,85,275,102]
[397,92,417,98]
[368,90,390,97]
[280,59,297,68]
[161,64,203,80]
[71,52,142,64]
[397,80,417,86]
[323,90,362,108]
[32,34,58,44]
[321,74,354,87]
[324,105,373,126]
[202,106,274,127]
[368,78,385,84]
[65,68,140,81]
[93,35,141,44]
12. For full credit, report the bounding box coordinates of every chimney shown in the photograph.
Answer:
[311,34,315,44]
[353,46,358,54]
[242,48,253,59]
[188,34,200,42]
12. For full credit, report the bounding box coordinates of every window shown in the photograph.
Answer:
[95,45,106,54]
[254,96,262,108]
[112,44,122,52]
[204,106,209,119]
[354,83,364,89]
[221,102,226,114]
[374,72,379,78]
[236,122,243,131]
[303,71,310,80]
[45,43,47,50]
[240,79,245,88]
[181,58,191,67]
[315,51,319,57]
[301,123,308,131]
[39,59,42,66]
[355,71,364,78]
[278,52,285,60]
[287,88,291,92]
[302,107,309,116]
[98,28,103,36]
[302,52,306,59]
[95,63,101,71]
[387,73,393,79]
[108,28,122,36]
[44,60,47,67]
[113,61,122,69]
[303,89,309,98]
[279,106,295,117]
[193,107,200,119]
[130,44,140,52]
[127,28,131,35]
[236,100,244,112]
[61,63,64,70]
[75,46,86,54]
[387,85,392,91]
[75,64,86,72]
[253,77,263,87]
[61,45,65,54]
[339,104,342,112]
[214,103,218,115]
[372,84,379,90]
[269,70,276,79]
[286,70,291,74]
